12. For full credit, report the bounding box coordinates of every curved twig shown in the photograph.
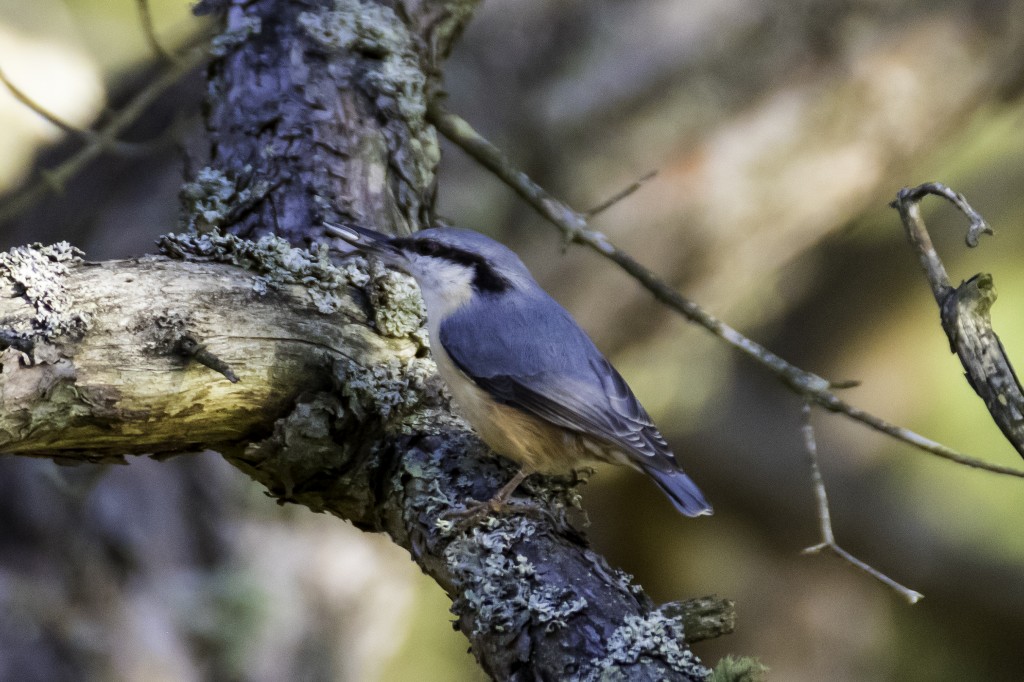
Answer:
[135,0,178,64]
[892,182,1024,459]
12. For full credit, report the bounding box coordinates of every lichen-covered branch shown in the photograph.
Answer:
[0,232,731,680]
[892,182,1024,459]
[0,236,410,457]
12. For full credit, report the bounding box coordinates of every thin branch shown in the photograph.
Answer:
[427,100,1024,480]
[585,170,657,218]
[802,402,835,549]
[135,0,177,64]
[892,182,1024,459]
[0,67,82,137]
[800,402,924,604]
[0,66,171,157]
[0,45,207,224]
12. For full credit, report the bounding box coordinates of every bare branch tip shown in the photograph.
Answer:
[584,169,658,218]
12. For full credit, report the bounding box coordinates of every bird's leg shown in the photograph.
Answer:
[446,466,538,525]
[487,466,532,509]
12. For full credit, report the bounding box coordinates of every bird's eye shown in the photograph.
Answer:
[394,236,512,293]
[395,238,444,257]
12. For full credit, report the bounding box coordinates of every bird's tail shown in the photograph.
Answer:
[645,467,713,517]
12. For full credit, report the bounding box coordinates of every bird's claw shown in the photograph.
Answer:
[442,496,544,531]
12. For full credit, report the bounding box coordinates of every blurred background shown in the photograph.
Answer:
[2,0,1024,680]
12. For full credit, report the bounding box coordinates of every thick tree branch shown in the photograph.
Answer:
[0,241,408,457]
[0,234,726,680]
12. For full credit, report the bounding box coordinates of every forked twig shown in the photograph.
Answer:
[800,402,924,604]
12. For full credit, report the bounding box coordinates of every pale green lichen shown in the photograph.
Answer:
[299,0,426,127]
[241,393,351,507]
[297,0,437,181]
[332,355,437,427]
[708,656,769,682]
[158,230,367,314]
[179,166,270,233]
[299,0,407,56]
[445,518,588,638]
[366,259,425,338]
[0,242,88,343]
[589,610,709,681]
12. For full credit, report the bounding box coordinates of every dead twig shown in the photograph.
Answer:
[892,182,1024,459]
[585,170,657,218]
[427,100,1024,480]
[0,67,156,157]
[799,402,924,604]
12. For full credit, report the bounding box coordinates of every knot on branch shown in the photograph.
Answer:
[173,334,239,383]
[229,350,448,527]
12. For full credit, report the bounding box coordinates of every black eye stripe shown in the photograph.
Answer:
[393,238,511,293]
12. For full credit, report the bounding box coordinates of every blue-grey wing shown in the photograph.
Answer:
[438,293,673,470]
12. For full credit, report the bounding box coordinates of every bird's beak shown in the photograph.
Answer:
[324,223,404,263]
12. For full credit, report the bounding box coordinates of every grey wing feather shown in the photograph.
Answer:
[439,293,712,517]
[439,293,673,471]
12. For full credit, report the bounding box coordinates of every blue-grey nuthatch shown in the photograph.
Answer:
[329,225,712,517]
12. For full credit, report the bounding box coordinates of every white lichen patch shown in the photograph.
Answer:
[366,259,425,338]
[444,518,589,638]
[589,610,710,681]
[0,241,88,342]
[299,0,438,180]
[333,355,435,425]
[299,0,408,56]
[210,14,262,57]
[159,230,367,315]
[179,165,270,233]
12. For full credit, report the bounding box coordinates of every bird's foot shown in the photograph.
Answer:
[442,495,544,531]
[440,467,543,530]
